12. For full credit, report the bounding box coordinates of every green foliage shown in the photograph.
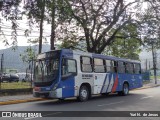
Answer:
[0,0,22,47]
[59,39,87,51]
[60,39,78,49]
[20,46,36,63]
[139,1,160,50]
[104,23,141,60]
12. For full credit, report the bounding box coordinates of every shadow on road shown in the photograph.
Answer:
[35,92,145,106]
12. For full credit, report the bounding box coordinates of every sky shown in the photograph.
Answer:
[0,14,51,50]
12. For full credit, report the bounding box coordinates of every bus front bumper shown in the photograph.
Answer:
[33,88,62,99]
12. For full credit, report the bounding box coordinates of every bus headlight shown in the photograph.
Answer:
[53,84,58,90]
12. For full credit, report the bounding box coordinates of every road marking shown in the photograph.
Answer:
[97,101,124,107]
[24,112,62,120]
[140,96,153,100]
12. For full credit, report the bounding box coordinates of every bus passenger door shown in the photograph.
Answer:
[61,58,77,98]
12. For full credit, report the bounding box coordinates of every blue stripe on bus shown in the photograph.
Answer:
[100,74,108,93]
[106,73,112,93]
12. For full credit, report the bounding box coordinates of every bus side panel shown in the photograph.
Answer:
[105,73,123,93]
[119,74,132,90]
[99,73,121,94]
[94,73,107,94]
[115,73,143,91]
[110,73,122,93]
[73,52,94,97]
[132,74,143,88]
[99,73,110,94]
[60,76,75,98]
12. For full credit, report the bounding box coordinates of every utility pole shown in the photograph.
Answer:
[30,57,33,88]
[0,53,4,90]
[152,43,157,84]
[145,59,148,71]
[0,53,4,73]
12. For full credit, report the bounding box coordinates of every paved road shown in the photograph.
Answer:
[0,86,160,120]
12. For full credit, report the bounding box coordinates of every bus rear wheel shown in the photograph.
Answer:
[118,83,129,96]
[78,85,89,102]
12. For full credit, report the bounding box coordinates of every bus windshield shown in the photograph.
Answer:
[34,58,59,83]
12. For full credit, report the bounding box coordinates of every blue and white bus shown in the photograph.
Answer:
[33,49,143,102]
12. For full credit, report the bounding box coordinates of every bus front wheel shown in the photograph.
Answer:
[78,85,89,102]
[118,83,129,96]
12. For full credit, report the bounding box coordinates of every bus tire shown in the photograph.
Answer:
[78,85,89,102]
[119,83,129,96]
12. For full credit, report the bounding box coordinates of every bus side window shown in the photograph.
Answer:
[126,63,129,73]
[106,60,116,73]
[134,63,141,74]
[118,61,125,73]
[94,58,105,73]
[113,61,117,73]
[130,63,134,74]
[62,59,77,77]
[126,63,134,74]
[80,56,93,72]
[106,60,111,72]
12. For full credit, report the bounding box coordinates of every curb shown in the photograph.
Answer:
[134,84,160,90]
[0,98,47,105]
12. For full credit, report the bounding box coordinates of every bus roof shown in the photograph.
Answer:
[37,49,140,64]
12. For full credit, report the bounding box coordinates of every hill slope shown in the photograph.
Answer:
[0,44,50,73]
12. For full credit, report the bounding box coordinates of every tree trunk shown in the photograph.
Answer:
[50,0,56,50]
[38,0,45,54]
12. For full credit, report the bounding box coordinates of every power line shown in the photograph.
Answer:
[0,30,50,36]
[0,23,51,31]
[0,25,50,34]
[0,34,50,37]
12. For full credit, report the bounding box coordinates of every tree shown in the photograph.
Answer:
[144,0,160,21]
[47,0,72,50]
[24,0,47,54]
[0,0,22,48]
[50,0,56,50]
[61,0,141,53]
[24,0,70,52]
[104,23,141,60]
[20,46,36,63]
[139,1,160,84]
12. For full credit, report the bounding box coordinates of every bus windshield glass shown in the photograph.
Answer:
[34,53,60,83]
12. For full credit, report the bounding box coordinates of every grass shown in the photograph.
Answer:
[150,76,160,79]
[143,80,151,84]
[0,82,32,89]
